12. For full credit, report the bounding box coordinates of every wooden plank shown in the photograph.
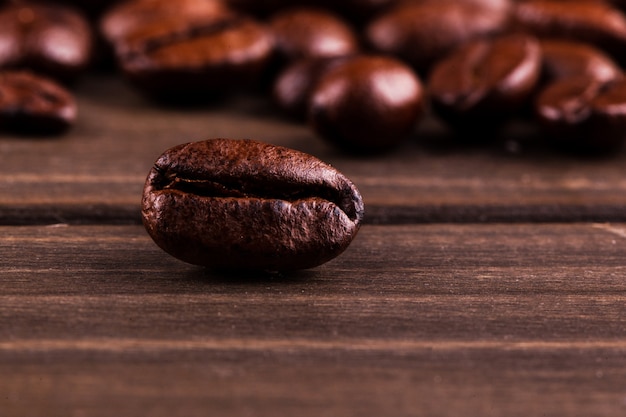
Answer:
[2,223,626,416]
[2,75,626,223]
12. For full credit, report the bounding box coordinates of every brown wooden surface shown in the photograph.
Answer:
[2,224,626,417]
[3,72,626,416]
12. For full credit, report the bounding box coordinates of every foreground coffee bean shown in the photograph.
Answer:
[428,34,541,131]
[142,138,364,271]
[535,75,626,152]
[365,0,510,74]
[0,3,93,81]
[0,71,77,134]
[539,39,622,84]
[309,55,423,153]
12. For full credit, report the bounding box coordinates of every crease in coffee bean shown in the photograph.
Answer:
[152,166,362,222]
[560,80,604,123]
[121,17,245,56]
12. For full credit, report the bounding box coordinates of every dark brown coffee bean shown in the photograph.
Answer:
[268,7,359,63]
[100,0,231,44]
[535,75,626,152]
[141,138,364,271]
[511,0,626,61]
[540,39,622,84]
[0,3,93,81]
[365,0,510,74]
[272,56,350,121]
[428,33,541,131]
[309,55,423,153]
[0,71,77,134]
[113,13,273,97]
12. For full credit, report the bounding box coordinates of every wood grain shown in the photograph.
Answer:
[2,75,626,224]
[2,224,626,416]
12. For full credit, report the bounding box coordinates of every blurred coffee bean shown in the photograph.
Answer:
[272,56,351,121]
[365,0,511,75]
[0,3,93,81]
[535,75,626,152]
[511,0,626,62]
[114,14,273,98]
[540,39,622,84]
[269,7,359,64]
[309,55,423,153]
[0,71,76,134]
[428,33,541,131]
[100,0,231,44]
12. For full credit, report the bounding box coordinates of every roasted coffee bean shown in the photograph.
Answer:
[100,0,231,44]
[272,56,350,121]
[268,7,359,63]
[309,55,423,153]
[365,0,510,74]
[428,34,541,131]
[511,0,626,62]
[535,75,626,152]
[113,13,273,97]
[141,138,364,271]
[0,3,93,81]
[0,71,77,134]
[540,39,622,84]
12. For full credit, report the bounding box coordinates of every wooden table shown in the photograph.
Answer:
[2,74,626,416]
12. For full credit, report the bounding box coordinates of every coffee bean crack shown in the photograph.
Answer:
[153,166,362,222]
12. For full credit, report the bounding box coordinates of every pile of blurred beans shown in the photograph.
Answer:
[2,0,626,154]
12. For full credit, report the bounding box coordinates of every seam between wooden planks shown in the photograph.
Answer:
[1,338,626,353]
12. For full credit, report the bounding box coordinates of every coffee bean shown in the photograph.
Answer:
[0,3,93,81]
[272,56,350,121]
[535,75,626,152]
[309,55,423,153]
[142,138,364,271]
[365,0,510,74]
[268,7,359,63]
[0,71,77,134]
[100,0,231,44]
[113,13,273,97]
[428,33,541,131]
[540,39,622,84]
[511,0,626,62]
